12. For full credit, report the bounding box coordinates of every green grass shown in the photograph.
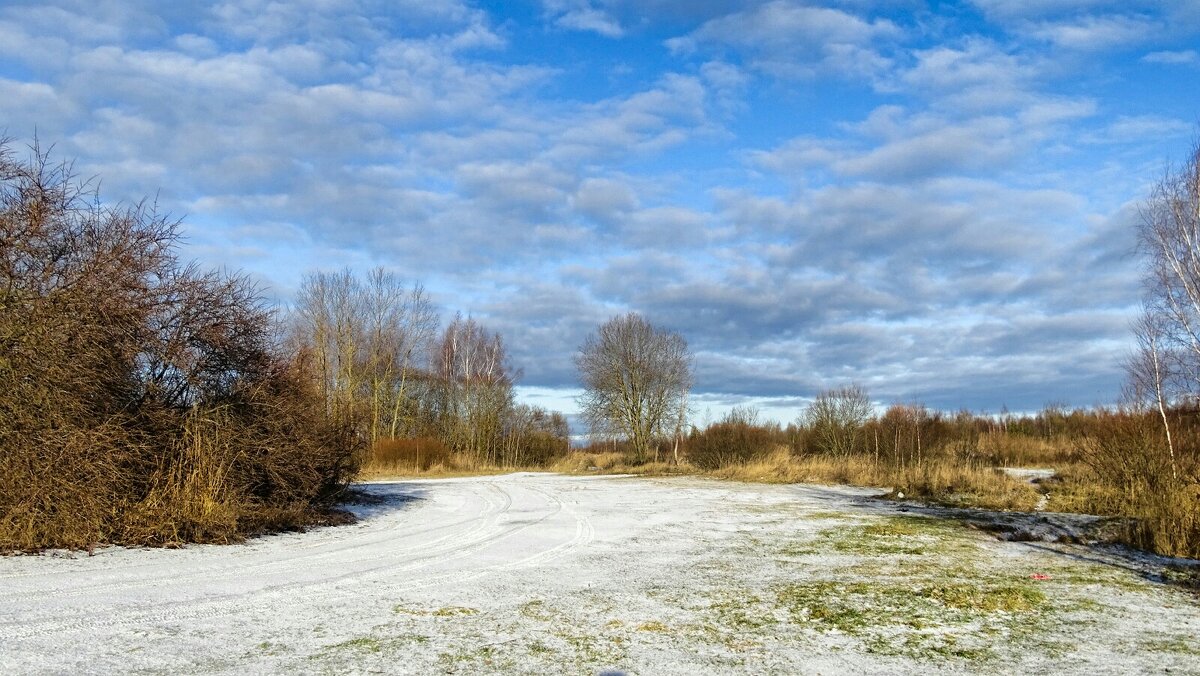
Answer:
[775,515,976,559]
[394,604,480,617]
[707,592,778,630]
[772,577,1051,661]
[322,637,383,654]
[919,583,1045,612]
[433,606,479,617]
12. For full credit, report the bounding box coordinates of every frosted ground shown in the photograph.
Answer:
[2,474,1198,675]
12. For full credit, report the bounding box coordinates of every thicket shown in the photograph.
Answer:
[688,406,776,469]
[0,141,362,552]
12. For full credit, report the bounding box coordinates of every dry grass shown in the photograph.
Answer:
[367,437,452,473]
[888,460,1041,512]
[549,452,693,477]
[974,433,1078,467]
[358,463,518,480]
[705,449,1040,512]
[1039,463,1126,516]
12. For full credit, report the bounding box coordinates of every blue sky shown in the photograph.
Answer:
[2,0,1198,423]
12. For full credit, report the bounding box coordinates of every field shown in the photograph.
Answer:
[2,473,1199,674]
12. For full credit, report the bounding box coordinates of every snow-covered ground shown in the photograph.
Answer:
[2,473,1198,674]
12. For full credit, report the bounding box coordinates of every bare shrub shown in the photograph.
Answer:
[1081,410,1200,557]
[0,139,360,552]
[688,406,777,470]
[802,385,872,457]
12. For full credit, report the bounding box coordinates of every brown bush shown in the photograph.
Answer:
[1080,411,1200,558]
[0,140,361,552]
[974,432,1078,467]
[688,407,777,470]
[689,422,776,470]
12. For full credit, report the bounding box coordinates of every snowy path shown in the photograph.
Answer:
[1,473,1198,674]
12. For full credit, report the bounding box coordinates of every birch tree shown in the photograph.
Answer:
[1129,140,1200,478]
[433,315,516,464]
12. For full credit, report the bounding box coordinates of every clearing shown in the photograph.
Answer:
[2,473,1198,674]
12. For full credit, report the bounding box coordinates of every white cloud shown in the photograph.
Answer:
[543,1,624,37]
[0,0,1185,412]
[970,0,1139,23]
[572,177,639,224]
[1030,14,1160,50]
[897,39,1043,111]
[666,1,900,78]
[1142,49,1199,65]
[1088,114,1192,143]
[557,8,624,37]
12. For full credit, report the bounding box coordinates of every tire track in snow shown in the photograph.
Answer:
[0,475,590,641]
[0,480,508,602]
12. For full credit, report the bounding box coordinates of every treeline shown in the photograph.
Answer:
[287,269,569,472]
[691,392,1115,470]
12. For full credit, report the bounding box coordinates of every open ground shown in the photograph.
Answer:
[2,473,1198,675]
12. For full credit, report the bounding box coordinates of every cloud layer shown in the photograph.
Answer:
[2,0,1197,420]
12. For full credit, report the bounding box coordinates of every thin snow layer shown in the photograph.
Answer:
[2,474,1198,675]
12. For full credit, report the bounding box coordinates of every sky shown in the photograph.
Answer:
[1,0,1198,425]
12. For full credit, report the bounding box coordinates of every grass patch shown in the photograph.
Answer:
[708,592,778,630]
[527,640,554,655]
[519,599,555,621]
[323,637,383,654]
[635,620,669,632]
[1141,636,1200,655]
[777,515,975,559]
[918,583,1045,612]
[773,576,1051,661]
[552,629,628,665]
[860,521,921,537]
[437,645,507,670]
[394,604,480,617]
[433,606,479,617]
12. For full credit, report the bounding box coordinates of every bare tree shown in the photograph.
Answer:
[802,385,872,457]
[433,314,517,464]
[293,267,439,442]
[360,268,437,441]
[294,269,362,419]
[502,404,570,466]
[576,313,693,462]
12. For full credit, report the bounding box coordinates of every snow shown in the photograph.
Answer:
[2,473,1198,674]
